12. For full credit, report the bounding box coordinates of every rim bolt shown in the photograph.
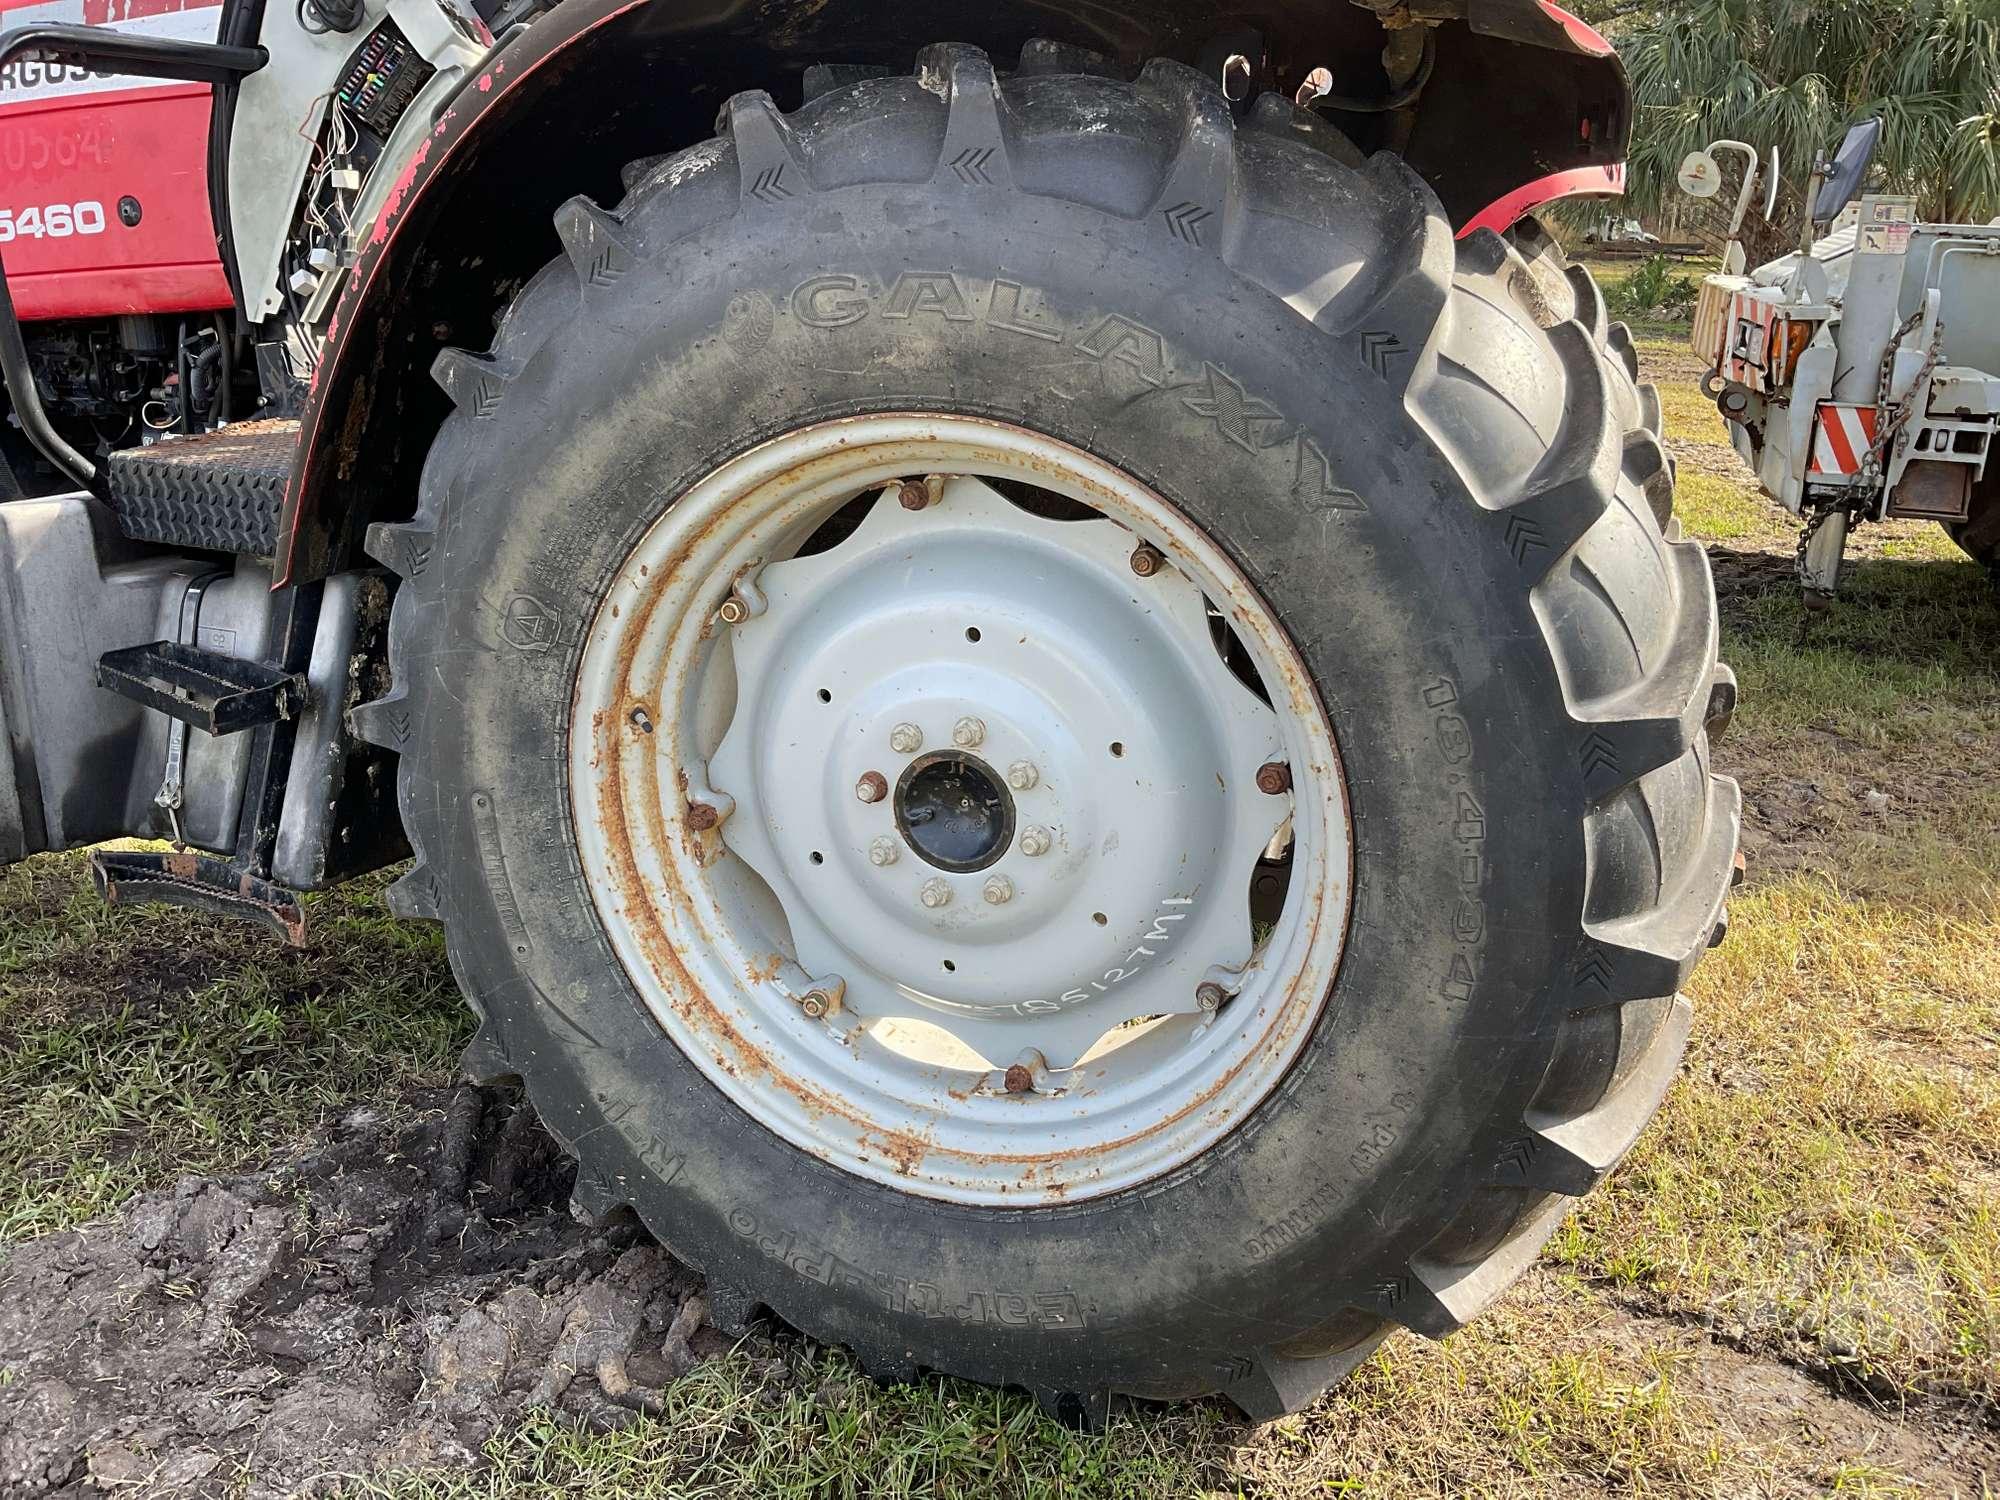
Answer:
[919,877,953,909]
[951,716,986,749]
[1006,760,1039,791]
[982,874,1014,905]
[718,595,749,625]
[897,478,930,511]
[1004,1048,1048,1095]
[1130,543,1165,577]
[1018,825,1051,857]
[686,802,720,832]
[1196,982,1227,1012]
[1255,761,1293,795]
[889,722,924,754]
[798,978,845,1019]
[855,771,888,804]
[868,837,900,867]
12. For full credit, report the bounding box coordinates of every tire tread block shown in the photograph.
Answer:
[1570,540,1720,798]
[1583,774,1742,1005]
[1518,995,1693,1193]
[917,44,1015,190]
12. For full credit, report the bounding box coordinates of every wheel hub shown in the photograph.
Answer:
[895,752,1012,873]
[569,415,1352,1204]
[706,476,1281,1061]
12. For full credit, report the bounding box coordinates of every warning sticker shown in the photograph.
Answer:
[1859,197,1916,255]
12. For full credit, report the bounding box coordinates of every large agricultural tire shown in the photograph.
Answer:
[355,45,1740,1421]
[1946,469,2000,587]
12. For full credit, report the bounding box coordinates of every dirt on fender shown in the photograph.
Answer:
[0,1087,740,1496]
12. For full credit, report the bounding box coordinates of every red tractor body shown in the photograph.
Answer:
[1,0,227,319]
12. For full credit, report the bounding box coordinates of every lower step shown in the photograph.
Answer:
[106,417,298,559]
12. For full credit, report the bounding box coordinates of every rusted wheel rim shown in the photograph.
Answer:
[570,415,1351,1205]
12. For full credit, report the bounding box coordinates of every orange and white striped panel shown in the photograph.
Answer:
[1725,291,1781,389]
[1807,404,1879,478]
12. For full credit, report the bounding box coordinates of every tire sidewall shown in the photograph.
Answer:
[399,179,1585,1390]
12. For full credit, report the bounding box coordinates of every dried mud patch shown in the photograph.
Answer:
[0,1087,738,1497]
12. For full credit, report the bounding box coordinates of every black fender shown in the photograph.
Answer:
[275,0,1627,584]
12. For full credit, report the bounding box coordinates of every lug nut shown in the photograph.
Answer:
[951,716,986,749]
[686,801,720,832]
[919,877,953,909]
[889,722,924,754]
[855,771,888,804]
[718,595,750,624]
[1196,982,1227,1012]
[868,837,900,867]
[1129,543,1165,577]
[982,875,1014,905]
[1255,761,1292,795]
[800,987,841,1019]
[1019,825,1052,857]
[1006,760,1039,791]
[1004,1048,1048,1095]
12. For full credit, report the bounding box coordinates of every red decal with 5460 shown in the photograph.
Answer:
[0,0,231,320]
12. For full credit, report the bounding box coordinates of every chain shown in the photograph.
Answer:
[1849,309,1944,503]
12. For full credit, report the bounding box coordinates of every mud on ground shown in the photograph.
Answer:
[0,1089,750,1497]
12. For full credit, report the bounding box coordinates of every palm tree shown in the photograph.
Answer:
[1614,0,2000,227]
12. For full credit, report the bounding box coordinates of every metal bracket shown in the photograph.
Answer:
[90,848,306,946]
[95,641,306,735]
[152,569,229,847]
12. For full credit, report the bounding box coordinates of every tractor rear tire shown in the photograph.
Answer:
[357,48,1739,1420]
[1947,469,2000,587]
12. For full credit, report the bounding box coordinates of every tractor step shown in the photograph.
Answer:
[91,848,306,945]
[105,417,298,559]
[95,639,305,734]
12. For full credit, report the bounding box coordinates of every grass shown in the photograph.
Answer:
[0,856,468,1241]
[6,291,2000,1495]
[338,1291,1769,1500]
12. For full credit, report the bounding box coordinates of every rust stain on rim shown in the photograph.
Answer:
[573,414,1353,1197]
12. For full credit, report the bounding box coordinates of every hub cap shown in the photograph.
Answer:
[571,415,1351,1205]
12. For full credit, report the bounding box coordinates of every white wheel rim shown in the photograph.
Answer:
[570,414,1352,1205]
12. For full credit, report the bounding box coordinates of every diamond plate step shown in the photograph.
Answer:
[106,418,297,559]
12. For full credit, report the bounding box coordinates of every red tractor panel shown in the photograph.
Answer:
[0,0,230,320]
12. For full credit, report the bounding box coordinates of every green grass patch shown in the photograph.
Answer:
[1720,551,1999,743]
[1674,470,1778,543]
[342,1295,1789,1500]
[1556,875,2000,1405]
[0,856,468,1241]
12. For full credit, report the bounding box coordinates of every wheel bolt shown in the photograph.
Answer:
[1019,825,1051,857]
[1196,982,1227,1012]
[898,478,930,511]
[889,722,923,754]
[800,987,840,1019]
[1255,761,1292,795]
[1004,1048,1047,1095]
[1130,543,1164,577]
[868,837,900,867]
[952,716,986,749]
[718,595,750,625]
[686,802,720,832]
[1006,760,1038,791]
[919,877,953,909]
[855,771,888,804]
[983,874,1014,905]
